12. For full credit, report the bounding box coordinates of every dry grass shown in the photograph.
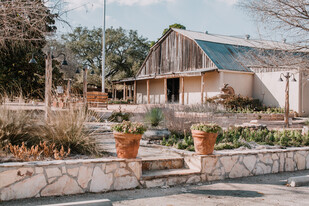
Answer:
[0,106,100,157]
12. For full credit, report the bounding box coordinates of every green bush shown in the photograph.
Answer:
[190,123,222,133]
[145,107,164,127]
[111,121,147,135]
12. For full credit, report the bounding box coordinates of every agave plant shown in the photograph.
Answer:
[145,107,164,127]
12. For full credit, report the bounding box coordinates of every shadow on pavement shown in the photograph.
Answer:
[190,189,263,198]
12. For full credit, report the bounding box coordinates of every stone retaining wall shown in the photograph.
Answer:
[0,159,141,201]
[199,148,309,181]
[1,147,309,201]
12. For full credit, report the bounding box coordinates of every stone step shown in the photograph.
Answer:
[141,168,200,181]
[142,157,184,171]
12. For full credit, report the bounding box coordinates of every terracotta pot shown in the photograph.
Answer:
[113,132,142,158]
[191,130,218,155]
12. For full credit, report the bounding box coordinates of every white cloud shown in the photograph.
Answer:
[63,0,175,10]
[214,0,238,5]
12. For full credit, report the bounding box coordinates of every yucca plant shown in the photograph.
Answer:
[145,107,164,127]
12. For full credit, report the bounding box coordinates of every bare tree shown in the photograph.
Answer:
[0,0,65,45]
[240,0,309,49]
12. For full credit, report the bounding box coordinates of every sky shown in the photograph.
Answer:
[55,0,265,42]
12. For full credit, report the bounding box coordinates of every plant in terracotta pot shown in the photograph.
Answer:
[143,107,170,141]
[190,123,222,155]
[111,121,147,158]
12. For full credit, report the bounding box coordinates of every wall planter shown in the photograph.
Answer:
[111,121,147,159]
[113,132,142,158]
[191,123,221,155]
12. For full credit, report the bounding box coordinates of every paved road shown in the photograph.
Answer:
[2,170,309,206]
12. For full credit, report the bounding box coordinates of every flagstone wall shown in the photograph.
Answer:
[0,159,141,201]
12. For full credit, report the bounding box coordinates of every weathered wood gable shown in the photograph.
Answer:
[136,30,216,77]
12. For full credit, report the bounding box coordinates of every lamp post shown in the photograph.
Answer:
[29,51,68,120]
[279,72,297,128]
[102,0,106,93]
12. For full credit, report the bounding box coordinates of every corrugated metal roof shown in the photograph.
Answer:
[195,40,264,72]
[173,28,297,50]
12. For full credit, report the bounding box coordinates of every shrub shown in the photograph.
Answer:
[145,107,164,127]
[111,121,147,135]
[0,106,100,156]
[38,108,99,155]
[190,123,222,133]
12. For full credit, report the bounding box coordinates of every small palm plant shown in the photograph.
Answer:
[145,107,164,127]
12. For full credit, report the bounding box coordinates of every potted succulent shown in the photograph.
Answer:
[111,121,147,158]
[143,107,170,141]
[190,123,222,155]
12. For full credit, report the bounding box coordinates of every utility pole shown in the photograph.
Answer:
[102,0,106,93]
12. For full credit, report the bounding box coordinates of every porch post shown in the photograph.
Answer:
[164,78,167,104]
[134,80,137,104]
[181,77,184,105]
[201,74,204,104]
[83,67,88,104]
[128,84,132,99]
[147,79,150,104]
[123,82,126,101]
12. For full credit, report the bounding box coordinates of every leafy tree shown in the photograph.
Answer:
[61,27,150,89]
[0,0,62,98]
[162,23,186,36]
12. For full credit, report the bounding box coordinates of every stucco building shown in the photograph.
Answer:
[113,28,309,116]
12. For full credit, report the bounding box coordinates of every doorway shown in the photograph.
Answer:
[167,78,179,103]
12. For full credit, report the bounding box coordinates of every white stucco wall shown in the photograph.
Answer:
[301,71,309,116]
[183,76,202,104]
[253,71,300,113]
[219,71,254,97]
[137,80,147,104]
[136,79,165,104]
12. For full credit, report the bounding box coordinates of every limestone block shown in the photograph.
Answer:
[184,156,202,171]
[35,167,44,174]
[0,174,46,201]
[243,155,257,172]
[119,162,126,168]
[90,166,113,192]
[41,175,82,196]
[287,152,294,158]
[77,166,93,189]
[167,176,187,186]
[255,163,271,175]
[259,154,273,165]
[48,177,57,183]
[106,163,118,173]
[207,175,224,181]
[306,154,309,169]
[115,168,131,177]
[272,154,279,160]
[272,161,279,173]
[202,157,218,174]
[145,179,165,188]
[46,167,62,178]
[186,176,201,184]
[229,163,250,178]
[102,164,106,171]
[285,158,295,172]
[279,153,285,172]
[128,162,141,179]
[0,168,34,188]
[220,156,238,173]
[67,167,79,177]
[62,166,66,174]
[113,176,139,190]
[295,153,306,170]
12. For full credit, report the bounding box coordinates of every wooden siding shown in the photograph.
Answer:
[137,31,216,77]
